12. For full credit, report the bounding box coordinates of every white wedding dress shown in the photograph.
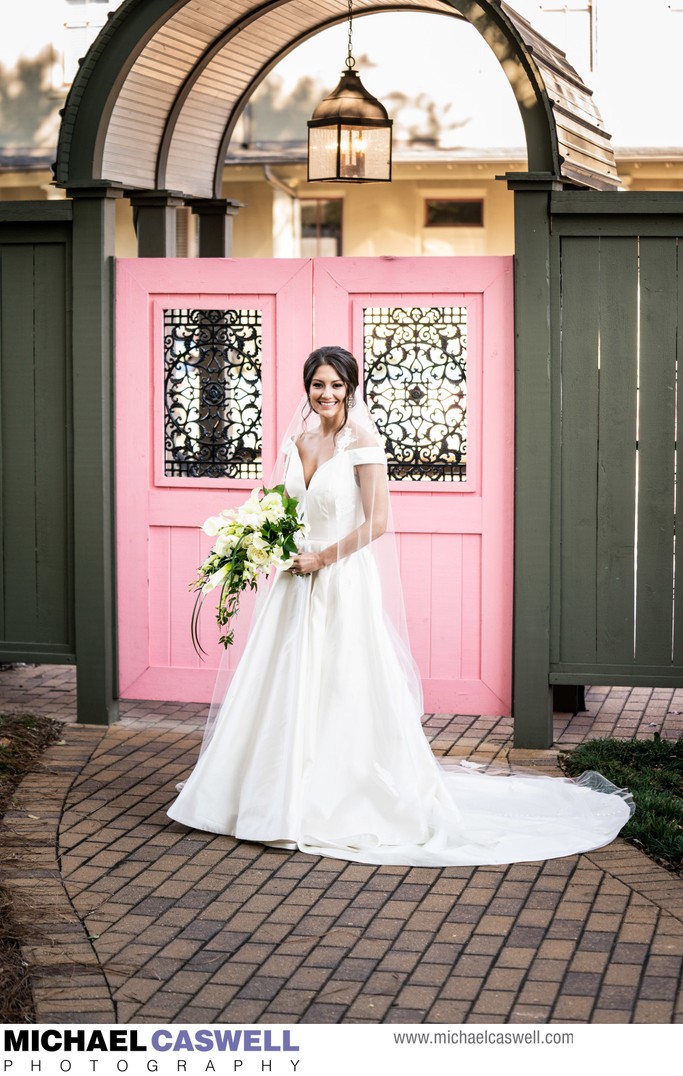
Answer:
[168,441,632,866]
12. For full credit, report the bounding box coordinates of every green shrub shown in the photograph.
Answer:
[560,735,683,874]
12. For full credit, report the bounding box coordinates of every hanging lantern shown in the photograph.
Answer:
[307,1,393,183]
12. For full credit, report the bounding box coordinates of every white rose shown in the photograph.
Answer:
[247,545,270,567]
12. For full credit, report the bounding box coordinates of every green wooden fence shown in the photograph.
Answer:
[514,188,683,745]
[0,208,75,664]
[4,191,683,743]
[0,198,119,725]
[552,195,683,685]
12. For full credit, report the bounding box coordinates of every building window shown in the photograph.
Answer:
[424,200,484,228]
[300,199,343,257]
[62,0,121,85]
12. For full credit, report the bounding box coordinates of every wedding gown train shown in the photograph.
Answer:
[167,442,632,866]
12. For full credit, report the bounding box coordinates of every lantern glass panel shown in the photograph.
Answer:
[338,125,391,181]
[308,124,392,182]
[308,126,341,181]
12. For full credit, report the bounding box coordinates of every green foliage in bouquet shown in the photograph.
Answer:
[190,484,304,655]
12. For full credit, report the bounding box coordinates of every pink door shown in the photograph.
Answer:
[116,256,513,713]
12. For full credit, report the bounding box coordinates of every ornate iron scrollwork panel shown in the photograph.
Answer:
[163,308,262,479]
[363,306,467,481]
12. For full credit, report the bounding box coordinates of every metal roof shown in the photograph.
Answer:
[55,0,619,196]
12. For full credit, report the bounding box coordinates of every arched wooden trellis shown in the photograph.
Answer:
[11,1,668,748]
[56,0,618,203]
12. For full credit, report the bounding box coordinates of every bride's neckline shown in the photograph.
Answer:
[294,440,339,491]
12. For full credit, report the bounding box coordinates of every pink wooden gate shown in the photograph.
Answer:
[116,256,513,713]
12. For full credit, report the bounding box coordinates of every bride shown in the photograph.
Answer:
[168,346,632,866]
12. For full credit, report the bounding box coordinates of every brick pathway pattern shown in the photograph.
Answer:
[1,666,682,1025]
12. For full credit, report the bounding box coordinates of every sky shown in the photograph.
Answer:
[245,13,526,150]
[1,2,682,153]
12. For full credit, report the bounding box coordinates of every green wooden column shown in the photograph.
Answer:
[69,185,121,725]
[190,199,244,257]
[508,175,560,748]
[129,190,183,257]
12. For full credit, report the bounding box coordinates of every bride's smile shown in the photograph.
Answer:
[309,365,347,423]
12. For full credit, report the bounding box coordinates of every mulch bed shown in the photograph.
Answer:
[0,711,64,1022]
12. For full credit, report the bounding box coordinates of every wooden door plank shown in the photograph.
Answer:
[430,533,462,682]
[399,532,432,684]
[0,245,38,643]
[170,524,209,671]
[148,526,172,671]
[33,241,73,648]
[116,265,152,693]
[460,535,482,682]
[635,238,677,665]
[596,237,638,665]
[479,263,513,711]
[674,243,683,664]
[558,236,600,664]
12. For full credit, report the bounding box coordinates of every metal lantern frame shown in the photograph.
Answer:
[307,1,393,183]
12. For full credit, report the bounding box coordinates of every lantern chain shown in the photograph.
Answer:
[345,0,356,69]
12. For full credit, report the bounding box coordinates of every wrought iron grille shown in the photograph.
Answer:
[163,308,262,479]
[363,306,467,481]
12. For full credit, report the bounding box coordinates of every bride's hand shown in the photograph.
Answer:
[289,552,323,576]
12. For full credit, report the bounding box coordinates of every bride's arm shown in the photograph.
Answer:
[290,463,388,574]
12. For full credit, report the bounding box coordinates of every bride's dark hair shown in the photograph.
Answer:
[303,346,358,429]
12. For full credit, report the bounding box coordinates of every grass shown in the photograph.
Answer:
[0,711,64,1022]
[559,734,683,875]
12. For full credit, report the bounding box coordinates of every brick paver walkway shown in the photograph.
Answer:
[1,665,682,1024]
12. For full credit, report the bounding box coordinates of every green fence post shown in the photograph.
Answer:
[508,176,560,748]
[69,186,122,725]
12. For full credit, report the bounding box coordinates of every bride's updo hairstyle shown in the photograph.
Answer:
[303,345,358,430]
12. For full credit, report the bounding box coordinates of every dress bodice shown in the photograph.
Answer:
[285,441,386,545]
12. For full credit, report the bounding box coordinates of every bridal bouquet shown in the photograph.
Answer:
[190,485,305,653]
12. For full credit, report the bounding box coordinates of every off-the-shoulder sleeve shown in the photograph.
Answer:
[347,446,386,467]
[281,436,295,457]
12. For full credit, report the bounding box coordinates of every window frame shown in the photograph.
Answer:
[423,198,485,229]
[299,197,344,257]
